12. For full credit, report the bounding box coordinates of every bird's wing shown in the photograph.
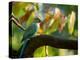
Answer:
[19,23,38,57]
[21,23,37,42]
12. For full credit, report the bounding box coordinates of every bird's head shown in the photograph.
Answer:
[33,12,42,24]
[35,17,42,22]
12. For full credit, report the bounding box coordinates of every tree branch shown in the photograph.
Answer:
[20,35,78,58]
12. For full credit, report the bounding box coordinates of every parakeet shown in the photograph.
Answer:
[19,17,41,57]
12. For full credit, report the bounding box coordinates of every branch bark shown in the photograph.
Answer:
[20,35,78,58]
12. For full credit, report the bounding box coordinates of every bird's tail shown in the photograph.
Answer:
[19,39,29,58]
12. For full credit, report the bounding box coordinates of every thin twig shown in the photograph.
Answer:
[45,46,48,56]
[9,15,25,31]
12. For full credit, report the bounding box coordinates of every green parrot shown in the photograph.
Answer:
[19,17,41,58]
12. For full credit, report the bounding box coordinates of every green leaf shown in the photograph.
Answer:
[12,36,22,51]
[26,12,35,28]
[47,46,59,56]
[33,46,59,57]
[68,11,76,35]
[45,18,60,34]
[33,46,46,57]
[11,22,24,51]
[12,2,30,18]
